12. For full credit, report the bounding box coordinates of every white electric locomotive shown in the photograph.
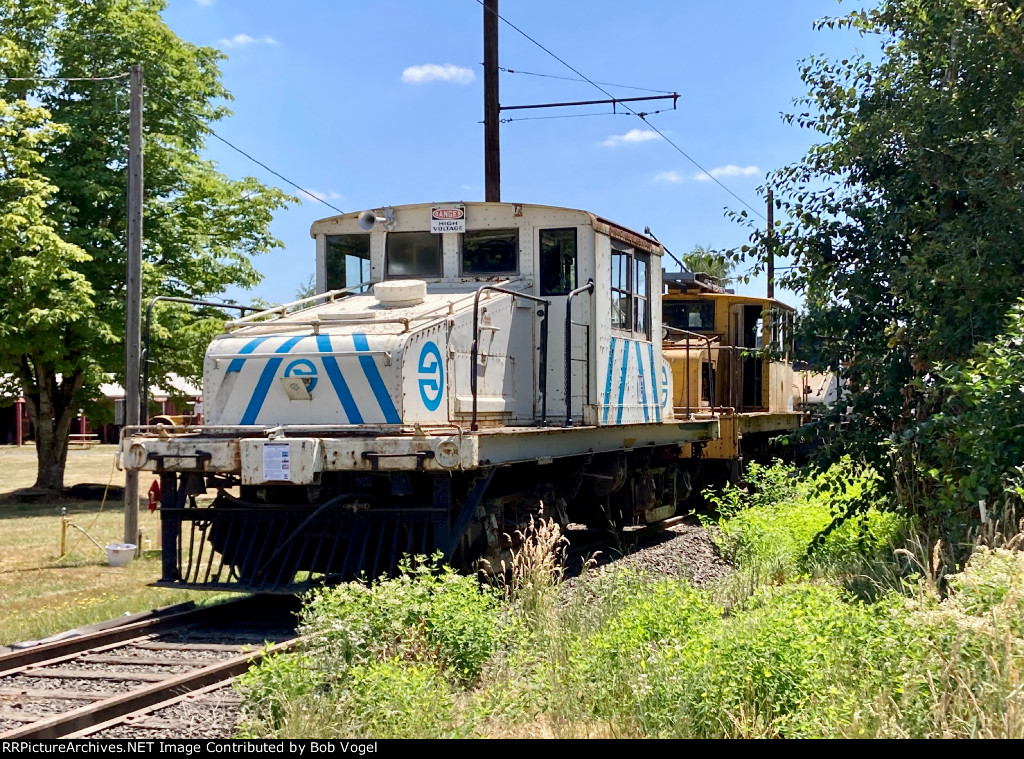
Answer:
[121,202,723,592]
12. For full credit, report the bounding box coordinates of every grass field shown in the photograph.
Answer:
[0,444,226,646]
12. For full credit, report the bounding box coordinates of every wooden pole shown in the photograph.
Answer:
[15,397,23,446]
[484,0,500,202]
[124,63,143,544]
[766,188,775,300]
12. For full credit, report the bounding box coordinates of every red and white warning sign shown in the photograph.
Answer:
[430,205,466,234]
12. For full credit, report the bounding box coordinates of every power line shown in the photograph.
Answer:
[0,73,130,82]
[476,0,767,222]
[148,90,344,215]
[496,65,674,94]
[2,73,341,214]
[5,71,344,216]
[206,131,344,213]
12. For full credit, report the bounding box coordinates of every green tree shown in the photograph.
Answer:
[742,0,1024,534]
[0,0,291,491]
[681,244,735,286]
[295,274,317,300]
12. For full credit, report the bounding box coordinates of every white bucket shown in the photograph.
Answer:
[106,543,137,567]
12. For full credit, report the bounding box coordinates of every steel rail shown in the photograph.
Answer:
[0,597,263,674]
[0,639,297,739]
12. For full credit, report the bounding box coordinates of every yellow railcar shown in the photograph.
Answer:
[661,272,803,472]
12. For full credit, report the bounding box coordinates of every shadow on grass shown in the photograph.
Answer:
[0,495,130,520]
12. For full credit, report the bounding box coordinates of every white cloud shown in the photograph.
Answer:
[653,170,684,184]
[300,189,343,204]
[694,164,760,181]
[601,128,660,147]
[401,64,475,85]
[218,34,277,48]
[195,0,214,6]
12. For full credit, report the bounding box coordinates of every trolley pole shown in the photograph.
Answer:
[124,63,143,545]
[483,0,500,202]
[766,188,775,300]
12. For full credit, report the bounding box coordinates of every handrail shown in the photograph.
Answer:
[142,296,262,424]
[470,285,550,431]
[228,286,491,338]
[564,279,594,426]
[224,280,373,331]
[663,325,717,416]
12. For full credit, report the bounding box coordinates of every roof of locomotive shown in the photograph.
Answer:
[664,276,796,312]
[309,201,664,256]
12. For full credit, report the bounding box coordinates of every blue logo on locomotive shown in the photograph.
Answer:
[418,341,444,411]
[283,359,318,392]
[661,365,669,407]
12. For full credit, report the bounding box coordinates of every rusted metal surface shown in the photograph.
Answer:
[590,215,663,255]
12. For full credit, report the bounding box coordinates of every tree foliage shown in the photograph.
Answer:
[0,0,292,489]
[742,0,1024,535]
[681,244,735,286]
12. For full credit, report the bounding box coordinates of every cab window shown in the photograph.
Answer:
[610,244,650,337]
[664,300,715,332]
[325,234,371,290]
[386,232,442,278]
[539,228,577,295]
[462,228,518,275]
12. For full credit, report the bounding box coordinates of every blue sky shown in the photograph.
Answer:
[162,0,874,307]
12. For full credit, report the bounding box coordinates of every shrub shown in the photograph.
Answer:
[299,559,502,684]
[709,459,906,585]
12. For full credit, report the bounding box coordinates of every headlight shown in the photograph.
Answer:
[434,439,461,469]
[127,443,148,469]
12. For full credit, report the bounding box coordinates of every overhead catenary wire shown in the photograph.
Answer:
[476,0,767,222]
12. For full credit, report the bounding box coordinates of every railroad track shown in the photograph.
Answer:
[0,596,299,739]
[0,516,705,739]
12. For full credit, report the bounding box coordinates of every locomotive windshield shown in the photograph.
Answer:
[664,300,715,332]
[461,228,518,275]
[325,234,371,290]
[386,231,442,278]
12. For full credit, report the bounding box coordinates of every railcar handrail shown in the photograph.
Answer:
[564,279,595,426]
[663,325,717,416]
[470,285,551,431]
[142,296,263,424]
[223,281,373,331]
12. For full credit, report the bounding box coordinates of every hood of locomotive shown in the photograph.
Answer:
[204,292,455,426]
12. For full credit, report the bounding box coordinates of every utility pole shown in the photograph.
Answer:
[484,0,500,202]
[766,188,775,300]
[124,63,143,546]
